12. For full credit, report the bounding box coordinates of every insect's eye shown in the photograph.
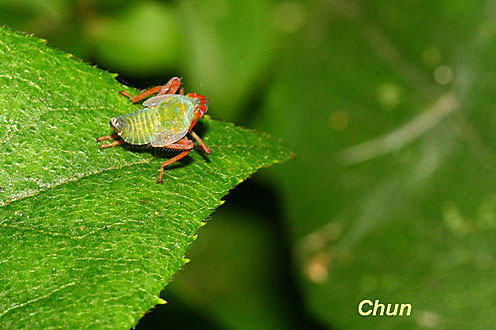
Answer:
[110,117,123,132]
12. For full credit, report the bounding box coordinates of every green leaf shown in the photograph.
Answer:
[0,27,292,328]
[255,0,496,329]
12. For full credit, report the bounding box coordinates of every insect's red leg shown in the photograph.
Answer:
[119,77,182,103]
[119,86,163,103]
[118,90,133,100]
[165,139,194,150]
[179,87,185,95]
[99,140,124,149]
[96,133,119,142]
[158,76,182,95]
[157,150,191,184]
[190,131,211,154]
[188,118,198,132]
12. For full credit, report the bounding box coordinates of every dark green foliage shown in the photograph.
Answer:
[255,1,496,329]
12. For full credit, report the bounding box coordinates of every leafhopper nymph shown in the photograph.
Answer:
[97,77,211,184]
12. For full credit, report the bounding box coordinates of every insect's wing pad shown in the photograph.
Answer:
[143,94,176,108]
[146,94,196,147]
[150,129,188,147]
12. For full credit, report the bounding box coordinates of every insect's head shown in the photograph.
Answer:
[109,117,124,133]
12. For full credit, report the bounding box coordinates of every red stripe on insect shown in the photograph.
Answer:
[187,93,207,104]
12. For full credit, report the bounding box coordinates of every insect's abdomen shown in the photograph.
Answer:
[116,108,159,145]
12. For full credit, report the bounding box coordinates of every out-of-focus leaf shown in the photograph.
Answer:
[0,0,61,28]
[167,209,295,330]
[0,27,292,328]
[177,0,280,121]
[255,0,496,329]
[0,0,84,56]
[84,1,180,75]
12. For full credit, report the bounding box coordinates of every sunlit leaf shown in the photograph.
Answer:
[0,27,292,328]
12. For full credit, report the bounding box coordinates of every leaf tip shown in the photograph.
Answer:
[157,298,167,305]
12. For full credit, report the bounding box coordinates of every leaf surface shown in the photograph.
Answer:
[0,27,292,328]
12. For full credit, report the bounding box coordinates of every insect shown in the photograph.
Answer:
[97,77,211,184]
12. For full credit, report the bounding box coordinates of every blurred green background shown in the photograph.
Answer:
[3,0,496,329]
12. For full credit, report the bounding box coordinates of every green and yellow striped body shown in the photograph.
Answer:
[110,94,198,147]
